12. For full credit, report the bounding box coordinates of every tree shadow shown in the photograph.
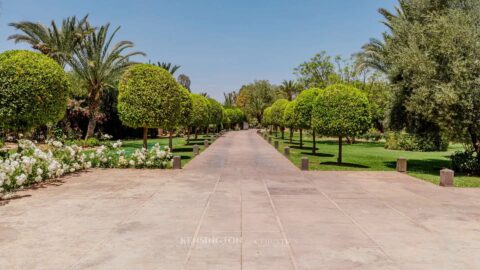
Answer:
[384,158,450,176]
[0,194,32,206]
[290,145,317,151]
[172,147,193,152]
[180,155,192,160]
[321,162,370,169]
[301,152,334,157]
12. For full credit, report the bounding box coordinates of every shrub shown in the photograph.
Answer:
[118,64,182,148]
[312,84,371,164]
[0,139,4,148]
[359,128,384,142]
[451,151,480,175]
[0,50,69,131]
[0,139,173,194]
[384,132,449,152]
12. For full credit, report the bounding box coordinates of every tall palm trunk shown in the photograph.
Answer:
[143,127,148,149]
[85,89,100,139]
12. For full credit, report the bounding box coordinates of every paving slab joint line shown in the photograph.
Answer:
[69,172,183,270]
[319,190,398,265]
[182,175,222,269]
[261,175,299,270]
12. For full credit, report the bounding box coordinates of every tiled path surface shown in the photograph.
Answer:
[1,130,480,269]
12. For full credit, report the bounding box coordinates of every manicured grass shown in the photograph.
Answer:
[264,131,480,187]
[119,134,212,167]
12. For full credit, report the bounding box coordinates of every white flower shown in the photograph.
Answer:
[15,174,27,185]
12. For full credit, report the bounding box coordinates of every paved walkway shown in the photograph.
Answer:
[1,130,480,269]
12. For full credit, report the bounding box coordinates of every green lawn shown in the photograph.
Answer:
[264,131,480,187]
[119,134,212,167]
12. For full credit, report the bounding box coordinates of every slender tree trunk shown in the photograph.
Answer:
[289,127,293,144]
[300,129,303,148]
[85,89,100,140]
[281,127,285,140]
[186,128,190,144]
[143,127,148,149]
[337,136,342,164]
[194,128,198,140]
[312,130,316,155]
[168,130,174,150]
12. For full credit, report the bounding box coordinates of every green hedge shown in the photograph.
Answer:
[385,132,449,152]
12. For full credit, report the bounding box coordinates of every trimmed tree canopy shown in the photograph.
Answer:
[190,93,210,128]
[294,88,321,129]
[312,84,371,137]
[207,97,224,126]
[270,99,289,127]
[178,86,193,128]
[117,64,182,129]
[0,50,69,131]
[262,106,272,126]
[283,100,299,128]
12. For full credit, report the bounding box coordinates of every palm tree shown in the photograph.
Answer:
[223,91,238,108]
[177,74,191,91]
[156,62,180,75]
[278,80,301,101]
[354,37,388,74]
[200,92,210,98]
[8,15,91,67]
[68,23,145,139]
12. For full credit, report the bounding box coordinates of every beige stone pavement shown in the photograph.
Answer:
[1,130,480,270]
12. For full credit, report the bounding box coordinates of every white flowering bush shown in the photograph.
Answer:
[0,139,173,194]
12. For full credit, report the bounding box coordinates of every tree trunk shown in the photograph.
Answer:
[85,89,100,140]
[194,128,198,140]
[289,127,293,144]
[337,136,342,164]
[186,128,190,144]
[300,129,303,148]
[143,127,148,149]
[281,127,285,140]
[168,130,174,150]
[468,127,479,154]
[312,130,316,155]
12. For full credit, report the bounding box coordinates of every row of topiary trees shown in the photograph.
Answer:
[0,51,244,150]
[263,84,372,164]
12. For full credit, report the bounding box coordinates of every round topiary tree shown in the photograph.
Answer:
[207,98,224,133]
[294,88,321,153]
[312,84,371,164]
[169,86,193,149]
[0,50,69,133]
[262,106,273,133]
[190,94,210,140]
[118,64,182,149]
[283,100,299,143]
[271,99,289,139]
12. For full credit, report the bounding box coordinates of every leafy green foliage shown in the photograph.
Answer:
[294,88,321,129]
[283,101,299,128]
[178,87,193,128]
[270,99,289,127]
[312,84,371,137]
[224,108,244,127]
[262,107,272,126]
[0,50,69,131]
[294,51,336,88]
[384,132,449,152]
[190,94,210,128]
[236,80,277,123]
[117,64,182,129]
[207,98,224,126]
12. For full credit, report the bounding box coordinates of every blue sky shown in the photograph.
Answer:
[0,0,397,101]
